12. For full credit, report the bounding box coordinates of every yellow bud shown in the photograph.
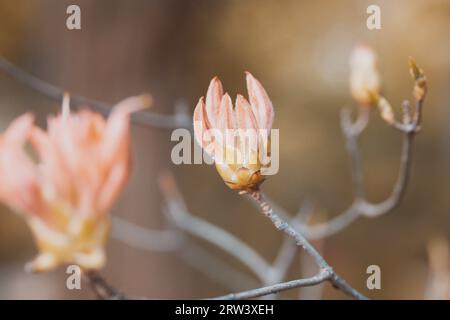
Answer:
[215,147,266,191]
[408,57,427,101]
[377,96,395,125]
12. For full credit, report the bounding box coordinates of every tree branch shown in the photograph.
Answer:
[159,173,273,282]
[111,216,182,252]
[264,93,424,241]
[232,190,367,300]
[211,270,329,300]
[83,271,125,300]
[0,55,191,129]
[111,216,259,291]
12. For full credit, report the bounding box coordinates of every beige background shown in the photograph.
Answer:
[0,0,449,299]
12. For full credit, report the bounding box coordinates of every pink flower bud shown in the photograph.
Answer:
[194,73,275,191]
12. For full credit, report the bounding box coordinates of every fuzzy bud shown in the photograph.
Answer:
[349,45,381,107]
[378,96,395,125]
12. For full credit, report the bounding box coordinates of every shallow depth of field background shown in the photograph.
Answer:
[0,0,449,299]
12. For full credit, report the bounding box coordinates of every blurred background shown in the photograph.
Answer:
[0,0,449,299]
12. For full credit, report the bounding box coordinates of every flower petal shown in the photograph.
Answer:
[205,77,223,127]
[30,127,72,203]
[245,72,274,130]
[3,113,34,145]
[235,94,257,131]
[193,97,210,149]
[217,93,236,132]
[0,114,44,217]
[97,97,146,215]
[101,95,150,169]
[235,94,259,158]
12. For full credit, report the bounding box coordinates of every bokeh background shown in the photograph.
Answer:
[0,0,449,299]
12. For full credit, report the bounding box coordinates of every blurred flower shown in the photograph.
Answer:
[193,72,274,191]
[349,44,380,106]
[0,94,151,272]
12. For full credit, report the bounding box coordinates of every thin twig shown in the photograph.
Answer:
[341,106,370,198]
[181,243,260,291]
[267,236,298,284]
[112,215,259,291]
[211,270,329,300]
[159,174,272,282]
[235,190,367,300]
[112,193,303,297]
[84,271,125,300]
[158,173,365,299]
[265,203,314,287]
[0,55,191,129]
[159,173,319,298]
[264,94,424,240]
[111,216,182,252]
[298,243,326,300]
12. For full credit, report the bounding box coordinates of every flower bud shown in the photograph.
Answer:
[349,45,381,106]
[377,96,395,125]
[194,73,274,191]
[409,57,427,101]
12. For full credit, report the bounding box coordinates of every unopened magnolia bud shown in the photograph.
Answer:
[349,45,381,107]
[378,96,395,125]
[408,57,427,101]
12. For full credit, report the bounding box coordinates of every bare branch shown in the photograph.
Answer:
[267,236,298,284]
[159,173,272,282]
[298,239,325,300]
[112,215,258,291]
[111,216,182,252]
[235,190,367,300]
[211,270,330,300]
[0,55,191,129]
[266,203,314,286]
[340,106,370,198]
[181,243,260,291]
[83,271,125,300]
[112,179,306,297]
[264,92,424,240]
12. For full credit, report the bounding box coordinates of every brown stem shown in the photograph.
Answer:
[239,189,367,300]
[84,271,125,300]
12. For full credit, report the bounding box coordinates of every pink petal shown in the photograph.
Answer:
[193,97,210,149]
[101,95,149,169]
[217,93,235,132]
[3,113,34,146]
[245,72,274,130]
[0,114,44,216]
[95,96,147,214]
[205,77,223,127]
[235,94,257,131]
[112,94,153,114]
[30,127,72,203]
[97,160,129,214]
[235,94,259,155]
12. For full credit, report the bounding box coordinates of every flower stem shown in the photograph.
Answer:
[246,189,367,300]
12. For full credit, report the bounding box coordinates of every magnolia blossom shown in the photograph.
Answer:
[349,45,381,106]
[0,94,151,272]
[193,72,274,191]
